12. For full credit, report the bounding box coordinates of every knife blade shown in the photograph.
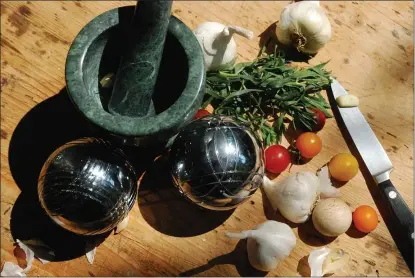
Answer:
[329,79,414,273]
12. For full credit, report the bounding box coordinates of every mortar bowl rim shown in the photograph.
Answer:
[65,5,206,138]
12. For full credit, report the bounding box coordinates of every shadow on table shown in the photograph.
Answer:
[10,193,109,261]
[327,87,414,273]
[8,89,102,195]
[138,155,234,238]
[7,88,167,261]
[8,89,111,261]
[178,239,268,277]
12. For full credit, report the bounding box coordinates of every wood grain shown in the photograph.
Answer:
[1,1,413,276]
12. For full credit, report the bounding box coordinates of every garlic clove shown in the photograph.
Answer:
[317,166,340,198]
[308,247,349,276]
[336,95,360,108]
[114,215,129,234]
[322,248,350,275]
[99,73,114,88]
[1,262,26,277]
[308,247,331,276]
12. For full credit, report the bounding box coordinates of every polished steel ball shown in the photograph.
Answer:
[169,115,264,210]
[38,138,137,235]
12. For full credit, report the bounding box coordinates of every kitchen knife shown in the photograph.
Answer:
[329,79,414,271]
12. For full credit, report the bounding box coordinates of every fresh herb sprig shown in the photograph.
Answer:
[203,47,333,147]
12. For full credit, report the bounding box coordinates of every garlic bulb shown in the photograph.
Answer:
[275,1,331,54]
[308,247,350,276]
[262,167,339,223]
[226,220,296,271]
[194,22,254,71]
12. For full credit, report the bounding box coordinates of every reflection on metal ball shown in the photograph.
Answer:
[169,115,264,211]
[38,138,137,235]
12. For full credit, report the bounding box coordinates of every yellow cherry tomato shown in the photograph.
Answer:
[328,153,359,181]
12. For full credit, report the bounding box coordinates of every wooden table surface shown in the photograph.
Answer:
[1,1,414,277]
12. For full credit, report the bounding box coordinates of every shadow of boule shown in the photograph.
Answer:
[7,90,114,261]
[10,193,109,261]
[138,155,234,238]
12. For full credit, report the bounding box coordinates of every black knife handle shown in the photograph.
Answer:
[378,179,414,272]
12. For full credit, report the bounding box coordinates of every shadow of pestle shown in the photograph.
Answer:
[108,0,172,117]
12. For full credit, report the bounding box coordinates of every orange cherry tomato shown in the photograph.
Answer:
[295,132,322,158]
[353,205,379,233]
[328,153,359,182]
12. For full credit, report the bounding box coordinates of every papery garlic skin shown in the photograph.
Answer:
[276,1,331,54]
[263,172,320,223]
[1,262,26,277]
[226,220,296,271]
[16,240,35,272]
[194,22,253,71]
[86,247,97,265]
[317,166,340,199]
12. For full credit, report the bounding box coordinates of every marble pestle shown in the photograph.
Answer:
[108,0,173,117]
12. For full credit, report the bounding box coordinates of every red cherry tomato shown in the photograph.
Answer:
[194,109,211,119]
[295,132,322,159]
[310,108,326,132]
[265,145,291,174]
[299,108,326,132]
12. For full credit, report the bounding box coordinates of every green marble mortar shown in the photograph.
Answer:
[65,6,206,145]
